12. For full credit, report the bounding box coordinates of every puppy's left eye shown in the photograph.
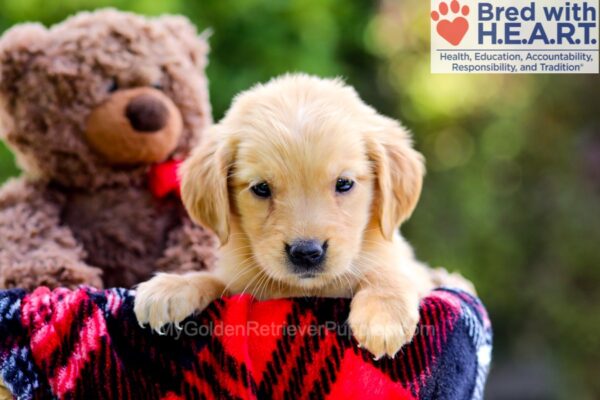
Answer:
[251,182,271,198]
[335,178,354,193]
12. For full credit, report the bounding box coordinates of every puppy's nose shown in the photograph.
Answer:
[285,239,327,271]
[125,94,169,133]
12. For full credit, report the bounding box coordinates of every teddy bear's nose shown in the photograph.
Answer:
[125,94,169,133]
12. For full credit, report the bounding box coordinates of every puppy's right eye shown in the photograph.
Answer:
[335,177,354,193]
[251,182,271,198]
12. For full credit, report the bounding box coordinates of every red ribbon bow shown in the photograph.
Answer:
[147,159,182,199]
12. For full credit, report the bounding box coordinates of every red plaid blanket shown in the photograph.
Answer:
[0,287,491,399]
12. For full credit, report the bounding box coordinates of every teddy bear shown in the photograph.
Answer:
[0,9,218,290]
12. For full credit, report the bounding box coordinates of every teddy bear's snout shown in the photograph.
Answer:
[85,87,183,166]
[126,94,169,133]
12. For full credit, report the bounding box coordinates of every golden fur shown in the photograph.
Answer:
[135,74,442,358]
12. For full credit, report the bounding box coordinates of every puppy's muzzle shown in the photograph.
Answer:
[285,239,328,275]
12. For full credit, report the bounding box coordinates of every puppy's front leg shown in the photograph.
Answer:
[134,272,226,333]
[348,263,422,359]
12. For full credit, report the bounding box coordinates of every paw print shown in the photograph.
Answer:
[431,0,470,46]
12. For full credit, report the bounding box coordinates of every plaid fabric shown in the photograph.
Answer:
[0,287,491,400]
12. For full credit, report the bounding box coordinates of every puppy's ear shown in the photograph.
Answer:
[180,125,235,244]
[366,116,425,241]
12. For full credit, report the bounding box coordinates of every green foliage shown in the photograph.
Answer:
[0,1,598,398]
[0,141,17,182]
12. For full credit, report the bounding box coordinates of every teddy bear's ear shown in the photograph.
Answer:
[157,15,210,70]
[0,23,48,94]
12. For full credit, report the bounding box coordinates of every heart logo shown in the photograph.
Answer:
[431,1,470,46]
[436,17,468,46]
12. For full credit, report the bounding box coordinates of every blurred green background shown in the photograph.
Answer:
[0,0,598,398]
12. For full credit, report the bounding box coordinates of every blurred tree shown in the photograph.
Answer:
[369,1,600,398]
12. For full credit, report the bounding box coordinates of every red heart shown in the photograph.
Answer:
[436,17,468,46]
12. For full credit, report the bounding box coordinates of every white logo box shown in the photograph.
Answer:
[431,0,599,73]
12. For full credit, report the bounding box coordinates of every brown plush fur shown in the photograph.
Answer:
[0,9,218,290]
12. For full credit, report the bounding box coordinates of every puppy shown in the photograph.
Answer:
[135,74,438,358]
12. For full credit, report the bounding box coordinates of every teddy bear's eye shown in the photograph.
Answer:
[107,78,119,93]
[151,82,163,91]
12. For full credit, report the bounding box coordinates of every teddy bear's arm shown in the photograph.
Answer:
[0,178,103,290]
[156,217,218,275]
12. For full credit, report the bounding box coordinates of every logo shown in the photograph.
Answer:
[431,0,599,73]
[431,0,471,46]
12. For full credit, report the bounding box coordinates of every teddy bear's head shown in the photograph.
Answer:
[0,9,211,189]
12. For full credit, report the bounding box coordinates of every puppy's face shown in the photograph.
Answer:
[182,75,424,290]
[230,114,374,288]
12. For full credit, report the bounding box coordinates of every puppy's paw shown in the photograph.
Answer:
[134,272,224,333]
[430,267,476,295]
[348,291,420,359]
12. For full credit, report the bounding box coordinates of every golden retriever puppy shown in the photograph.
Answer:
[135,74,437,358]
